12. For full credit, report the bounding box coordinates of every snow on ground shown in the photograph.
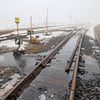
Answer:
[0,40,28,48]
[0,31,27,48]
[0,40,17,48]
[39,94,46,100]
[0,30,27,37]
[0,55,4,61]
[27,31,66,40]
[27,31,66,44]
[27,31,65,40]
[0,31,66,48]
[86,25,96,39]
[11,30,27,35]
[0,73,21,99]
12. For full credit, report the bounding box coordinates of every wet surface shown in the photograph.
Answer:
[75,33,100,100]
[0,51,52,74]
[0,53,37,73]
[0,35,66,74]
[0,33,70,99]
[1,30,100,100]
[75,55,100,100]
[18,35,79,100]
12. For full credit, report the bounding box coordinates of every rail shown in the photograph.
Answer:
[65,34,81,72]
[68,33,84,100]
[2,29,77,100]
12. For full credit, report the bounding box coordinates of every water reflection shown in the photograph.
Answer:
[0,52,36,73]
[14,56,26,71]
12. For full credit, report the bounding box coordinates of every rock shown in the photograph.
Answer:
[51,94,54,98]
[95,87,100,91]
[38,94,46,100]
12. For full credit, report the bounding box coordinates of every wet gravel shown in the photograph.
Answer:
[75,74,100,100]
[82,35,94,54]
[41,35,66,52]
[74,34,100,100]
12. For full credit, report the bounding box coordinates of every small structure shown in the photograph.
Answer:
[13,17,25,57]
[13,37,25,56]
[29,16,39,44]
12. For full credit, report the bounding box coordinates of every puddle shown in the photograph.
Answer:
[85,55,99,73]
[18,35,79,100]
[0,55,4,61]
[0,53,36,73]
[0,49,51,74]
[80,55,100,80]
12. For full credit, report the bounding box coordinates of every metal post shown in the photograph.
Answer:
[17,23,19,35]
[46,8,48,27]
[15,17,20,35]
[30,16,32,41]
[45,8,49,34]
[15,17,20,50]
[16,23,21,50]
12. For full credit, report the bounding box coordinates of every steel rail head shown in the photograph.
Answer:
[41,31,76,66]
[68,33,85,100]
[65,34,82,72]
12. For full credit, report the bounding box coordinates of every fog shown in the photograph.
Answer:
[0,0,100,29]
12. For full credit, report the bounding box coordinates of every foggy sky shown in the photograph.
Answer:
[0,0,100,29]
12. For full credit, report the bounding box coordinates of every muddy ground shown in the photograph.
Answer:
[25,35,65,54]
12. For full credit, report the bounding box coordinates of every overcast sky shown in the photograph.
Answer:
[0,0,100,29]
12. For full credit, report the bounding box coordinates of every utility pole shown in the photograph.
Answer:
[15,17,20,35]
[45,8,49,35]
[46,8,49,26]
[30,16,33,41]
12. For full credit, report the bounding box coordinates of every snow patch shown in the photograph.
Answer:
[26,31,66,44]
[39,94,46,100]
[0,55,4,61]
[86,25,96,39]
[0,31,67,48]
[0,30,27,37]
[0,73,21,99]
[0,40,28,48]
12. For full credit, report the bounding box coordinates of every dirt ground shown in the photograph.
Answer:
[24,35,65,54]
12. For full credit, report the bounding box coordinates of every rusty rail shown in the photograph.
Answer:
[68,33,84,100]
[41,29,77,66]
[65,34,82,72]
[2,29,77,100]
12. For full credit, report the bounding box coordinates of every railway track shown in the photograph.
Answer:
[65,30,88,100]
[2,28,78,100]
[68,33,84,100]
[65,33,82,72]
